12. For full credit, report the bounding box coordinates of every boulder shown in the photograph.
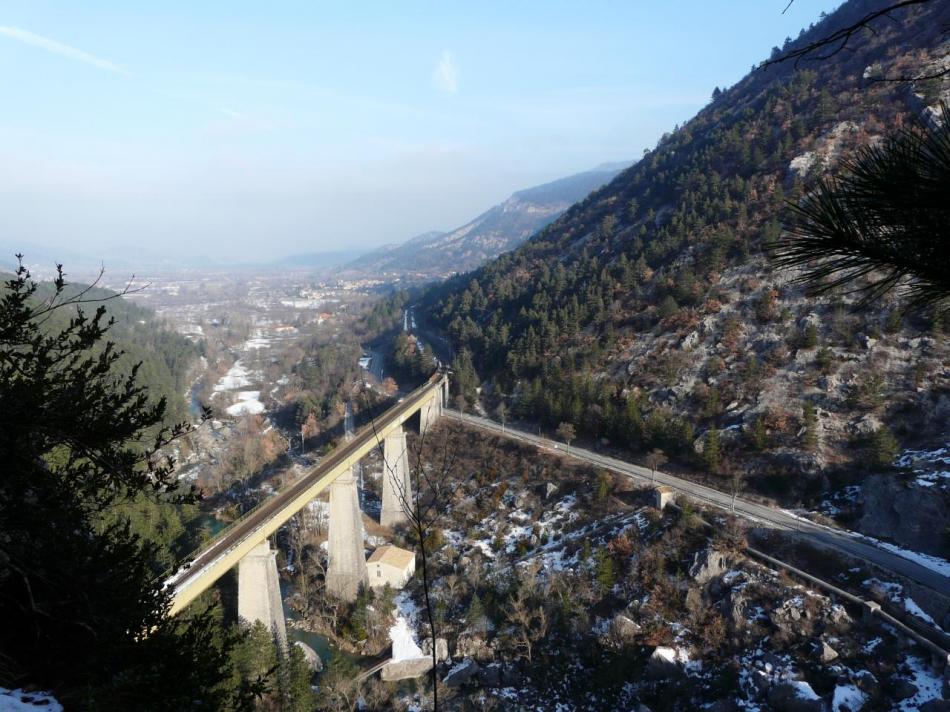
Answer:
[293,641,323,672]
[444,659,479,688]
[827,604,852,628]
[422,637,449,663]
[767,681,823,712]
[819,641,838,663]
[610,614,642,643]
[688,548,729,585]
[647,646,688,679]
[770,601,807,635]
[381,657,433,681]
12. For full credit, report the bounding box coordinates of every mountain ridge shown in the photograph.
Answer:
[349,163,631,278]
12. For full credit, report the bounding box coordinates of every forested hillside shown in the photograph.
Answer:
[422,0,950,501]
[21,276,201,422]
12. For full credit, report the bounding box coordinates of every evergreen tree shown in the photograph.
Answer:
[802,401,818,452]
[279,643,317,712]
[703,429,721,472]
[0,262,250,710]
[867,427,899,468]
[594,547,615,593]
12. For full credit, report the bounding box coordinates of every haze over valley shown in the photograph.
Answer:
[2,2,949,711]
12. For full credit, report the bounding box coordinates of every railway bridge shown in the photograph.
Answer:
[165,373,449,643]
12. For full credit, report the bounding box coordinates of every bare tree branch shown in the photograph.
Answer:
[761,0,932,70]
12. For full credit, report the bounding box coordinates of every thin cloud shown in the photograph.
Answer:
[0,25,127,74]
[432,50,458,95]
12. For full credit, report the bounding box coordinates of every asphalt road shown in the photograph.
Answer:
[450,410,950,596]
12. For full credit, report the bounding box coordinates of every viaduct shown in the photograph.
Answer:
[164,373,450,643]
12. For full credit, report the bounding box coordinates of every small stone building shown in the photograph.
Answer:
[367,545,415,589]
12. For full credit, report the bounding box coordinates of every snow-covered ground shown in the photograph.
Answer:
[225,390,265,416]
[390,591,427,662]
[863,578,944,630]
[213,361,254,392]
[854,533,950,578]
[0,688,62,712]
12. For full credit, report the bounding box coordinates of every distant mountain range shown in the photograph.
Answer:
[349,162,631,278]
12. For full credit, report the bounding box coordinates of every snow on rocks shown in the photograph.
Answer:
[832,683,867,712]
[0,688,63,712]
[895,654,946,711]
[895,443,950,490]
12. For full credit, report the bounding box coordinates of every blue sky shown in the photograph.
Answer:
[0,1,840,263]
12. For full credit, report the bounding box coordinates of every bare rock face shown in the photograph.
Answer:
[688,547,729,585]
[724,587,748,631]
[770,600,809,635]
[851,413,883,437]
[454,633,492,662]
[444,659,480,687]
[422,637,449,663]
[294,641,323,672]
[858,474,950,557]
[610,614,642,642]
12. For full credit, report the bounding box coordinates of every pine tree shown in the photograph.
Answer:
[0,261,250,710]
[595,547,615,593]
[704,429,721,472]
[279,643,318,712]
[802,402,818,452]
[868,427,899,468]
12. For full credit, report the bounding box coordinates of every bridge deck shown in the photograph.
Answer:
[166,374,445,615]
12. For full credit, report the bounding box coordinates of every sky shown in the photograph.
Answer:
[0,1,841,264]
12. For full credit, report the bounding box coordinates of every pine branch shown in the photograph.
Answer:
[774,103,950,312]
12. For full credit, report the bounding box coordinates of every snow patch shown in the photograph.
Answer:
[0,688,63,712]
[832,683,867,711]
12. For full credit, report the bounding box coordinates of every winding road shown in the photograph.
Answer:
[450,410,950,596]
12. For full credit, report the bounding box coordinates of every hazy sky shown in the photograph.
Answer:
[0,1,839,263]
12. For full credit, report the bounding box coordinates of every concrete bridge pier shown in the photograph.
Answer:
[326,464,368,601]
[238,539,288,648]
[380,426,412,527]
[419,390,442,435]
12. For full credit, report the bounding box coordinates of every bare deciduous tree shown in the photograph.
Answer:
[644,448,668,484]
[368,392,460,711]
[506,566,550,664]
[495,401,509,432]
[555,421,576,454]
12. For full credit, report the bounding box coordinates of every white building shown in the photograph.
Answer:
[367,545,415,589]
